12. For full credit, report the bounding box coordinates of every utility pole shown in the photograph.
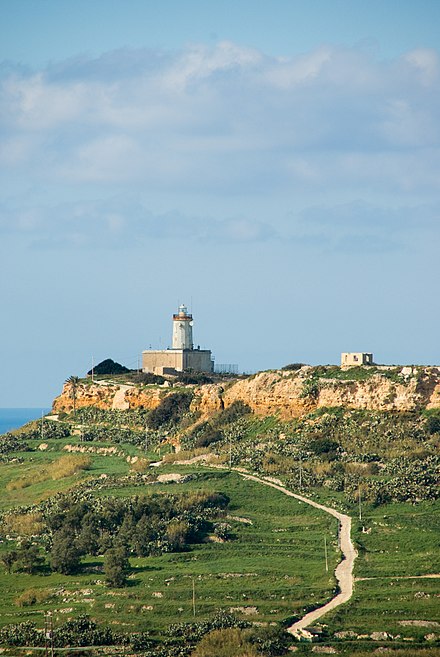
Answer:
[192,577,196,617]
[91,355,94,382]
[324,536,329,572]
[44,613,49,657]
[229,437,232,470]
[41,411,44,441]
[358,486,362,522]
[48,613,54,657]
[299,458,302,491]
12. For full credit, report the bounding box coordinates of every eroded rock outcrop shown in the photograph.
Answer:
[52,366,440,419]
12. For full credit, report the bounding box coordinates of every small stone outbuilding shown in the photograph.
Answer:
[341,352,374,367]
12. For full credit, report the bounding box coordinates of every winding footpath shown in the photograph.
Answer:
[234,470,357,639]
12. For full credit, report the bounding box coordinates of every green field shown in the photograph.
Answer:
[1,396,440,656]
[0,449,339,638]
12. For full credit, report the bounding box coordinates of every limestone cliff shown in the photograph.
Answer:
[222,367,440,419]
[52,381,165,414]
[52,366,440,419]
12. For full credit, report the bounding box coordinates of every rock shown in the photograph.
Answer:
[52,367,440,418]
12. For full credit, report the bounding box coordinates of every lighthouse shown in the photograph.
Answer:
[142,304,214,375]
[172,304,193,349]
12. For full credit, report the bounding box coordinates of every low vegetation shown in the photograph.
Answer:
[1,367,439,655]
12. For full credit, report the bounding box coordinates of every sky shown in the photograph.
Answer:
[1,0,439,407]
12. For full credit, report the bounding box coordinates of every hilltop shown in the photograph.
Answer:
[53,364,440,417]
[0,365,439,656]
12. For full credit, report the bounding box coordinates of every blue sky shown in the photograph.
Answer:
[1,0,439,406]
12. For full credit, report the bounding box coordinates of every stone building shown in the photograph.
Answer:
[341,352,374,367]
[142,305,214,375]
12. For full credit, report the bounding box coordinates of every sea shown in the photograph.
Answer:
[0,408,51,435]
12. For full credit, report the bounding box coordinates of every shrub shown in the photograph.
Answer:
[165,520,190,550]
[426,413,440,435]
[0,621,43,647]
[300,378,321,399]
[176,372,214,385]
[2,512,44,537]
[0,433,30,454]
[146,392,193,429]
[191,628,261,657]
[248,625,291,656]
[309,437,340,460]
[196,427,223,448]
[133,371,165,385]
[130,457,150,473]
[217,401,252,425]
[49,454,91,479]
[54,614,115,647]
[15,588,53,607]
[87,358,130,375]
[281,363,305,371]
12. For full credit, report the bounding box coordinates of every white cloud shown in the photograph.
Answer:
[404,48,440,86]
[0,41,439,248]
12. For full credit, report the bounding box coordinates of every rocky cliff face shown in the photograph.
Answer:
[223,367,440,419]
[52,367,440,419]
[52,381,165,413]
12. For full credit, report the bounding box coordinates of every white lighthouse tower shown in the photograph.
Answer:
[142,304,213,374]
[172,304,193,350]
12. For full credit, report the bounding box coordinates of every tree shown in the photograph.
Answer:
[1,550,17,574]
[14,541,44,574]
[66,375,80,417]
[104,547,130,587]
[51,530,81,574]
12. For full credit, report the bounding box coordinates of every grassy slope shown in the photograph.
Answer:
[0,451,339,637]
[1,375,440,654]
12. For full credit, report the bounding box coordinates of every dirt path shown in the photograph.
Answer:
[232,471,357,639]
[172,459,357,636]
[356,573,440,582]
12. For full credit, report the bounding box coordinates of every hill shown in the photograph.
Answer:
[0,365,439,656]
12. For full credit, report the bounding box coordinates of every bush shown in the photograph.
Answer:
[49,454,91,479]
[0,433,30,453]
[15,588,53,607]
[2,512,44,537]
[87,358,130,375]
[281,363,305,371]
[217,402,251,425]
[54,614,115,647]
[0,621,43,647]
[191,628,261,657]
[146,392,193,430]
[426,413,440,435]
[130,457,150,473]
[196,427,223,448]
[176,372,214,385]
[248,625,290,656]
[309,437,340,460]
[133,372,165,385]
